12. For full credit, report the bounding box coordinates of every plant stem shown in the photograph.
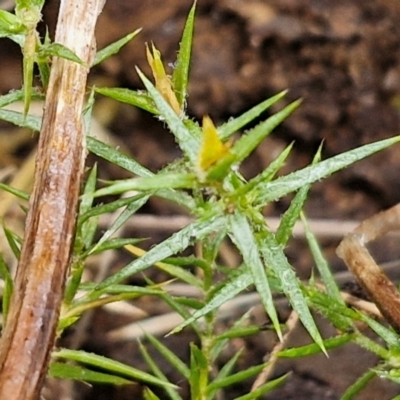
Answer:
[0,1,105,398]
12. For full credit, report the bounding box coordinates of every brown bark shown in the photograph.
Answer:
[0,1,105,398]
[337,203,400,332]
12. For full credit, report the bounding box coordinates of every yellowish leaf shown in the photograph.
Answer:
[146,42,181,115]
[198,116,231,171]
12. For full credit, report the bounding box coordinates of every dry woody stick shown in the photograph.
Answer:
[0,1,105,399]
[337,202,400,332]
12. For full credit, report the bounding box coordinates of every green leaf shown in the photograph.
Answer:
[93,28,142,66]
[206,100,301,181]
[3,225,21,259]
[234,373,289,400]
[275,145,321,245]
[301,212,344,303]
[0,109,41,130]
[49,362,133,385]
[95,87,158,114]
[0,182,30,201]
[306,287,356,332]
[0,253,13,324]
[93,172,197,197]
[209,348,242,398]
[170,265,267,335]
[258,229,325,352]
[78,195,147,227]
[144,332,190,379]
[218,90,288,140]
[357,312,399,348]
[275,184,308,245]
[0,10,25,36]
[340,369,375,400]
[278,333,355,358]
[144,388,162,400]
[207,362,267,392]
[53,348,177,389]
[86,194,149,256]
[138,340,183,400]
[230,211,282,339]
[153,259,202,288]
[136,68,200,163]
[189,343,208,399]
[93,215,226,293]
[0,88,43,108]
[87,136,153,177]
[215,325,261,341]
[256,135,400,205]
[38,42,84,64]
[36,30,51,87]
[172,2,196,107]
[77,164,98,250]
[87,136,195,209]
[88,238,144,255]
[16,0,45,11]
[233,142,293,198]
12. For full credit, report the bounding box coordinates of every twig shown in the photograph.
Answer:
[0,1,105,399]
[337,203,400,332]
[251,311,299,391]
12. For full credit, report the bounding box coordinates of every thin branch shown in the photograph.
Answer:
[0,1,105,398]
[337,203,400,332]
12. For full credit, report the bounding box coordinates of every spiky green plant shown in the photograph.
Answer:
[1,1,400,399]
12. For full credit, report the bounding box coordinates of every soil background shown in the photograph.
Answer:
[1,0,400,399]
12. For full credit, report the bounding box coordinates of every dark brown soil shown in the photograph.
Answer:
[1,0,400,399]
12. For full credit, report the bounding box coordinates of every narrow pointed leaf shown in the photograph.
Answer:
[207,363,267,392]
[93,172,196,197]
[0,88,43,108]
[278,333,355,358]
[144,388,162,400]
[93,29,142,66]
[275,145,321,245]
[88,238,143,255]
[218,90,288,140]
[49,362,133,385]
[230,211,282,339]
[145,332,190,379]
[0,253,13,324]
[257,136,400,205]
[0,182,29,201]
[340,370,376,400]
[138,341,183,400]
[87,194,149,255]
[206,100,300,180]
[357,312,399,348]
[0,109,41,130]
[169,264,253,334]
[233,143,293,197]
[301,212,343,303]
[137,68,200,163]
[87,136,195,209]
[124,245,202,288]
[234,374,289,400]
[39,42,84,64]
[93,215,226,292]
[54,348,177,388]
[172,1,196,107]
[3,226,21,259]
[258,229,325,352]
[95,87,158,114]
